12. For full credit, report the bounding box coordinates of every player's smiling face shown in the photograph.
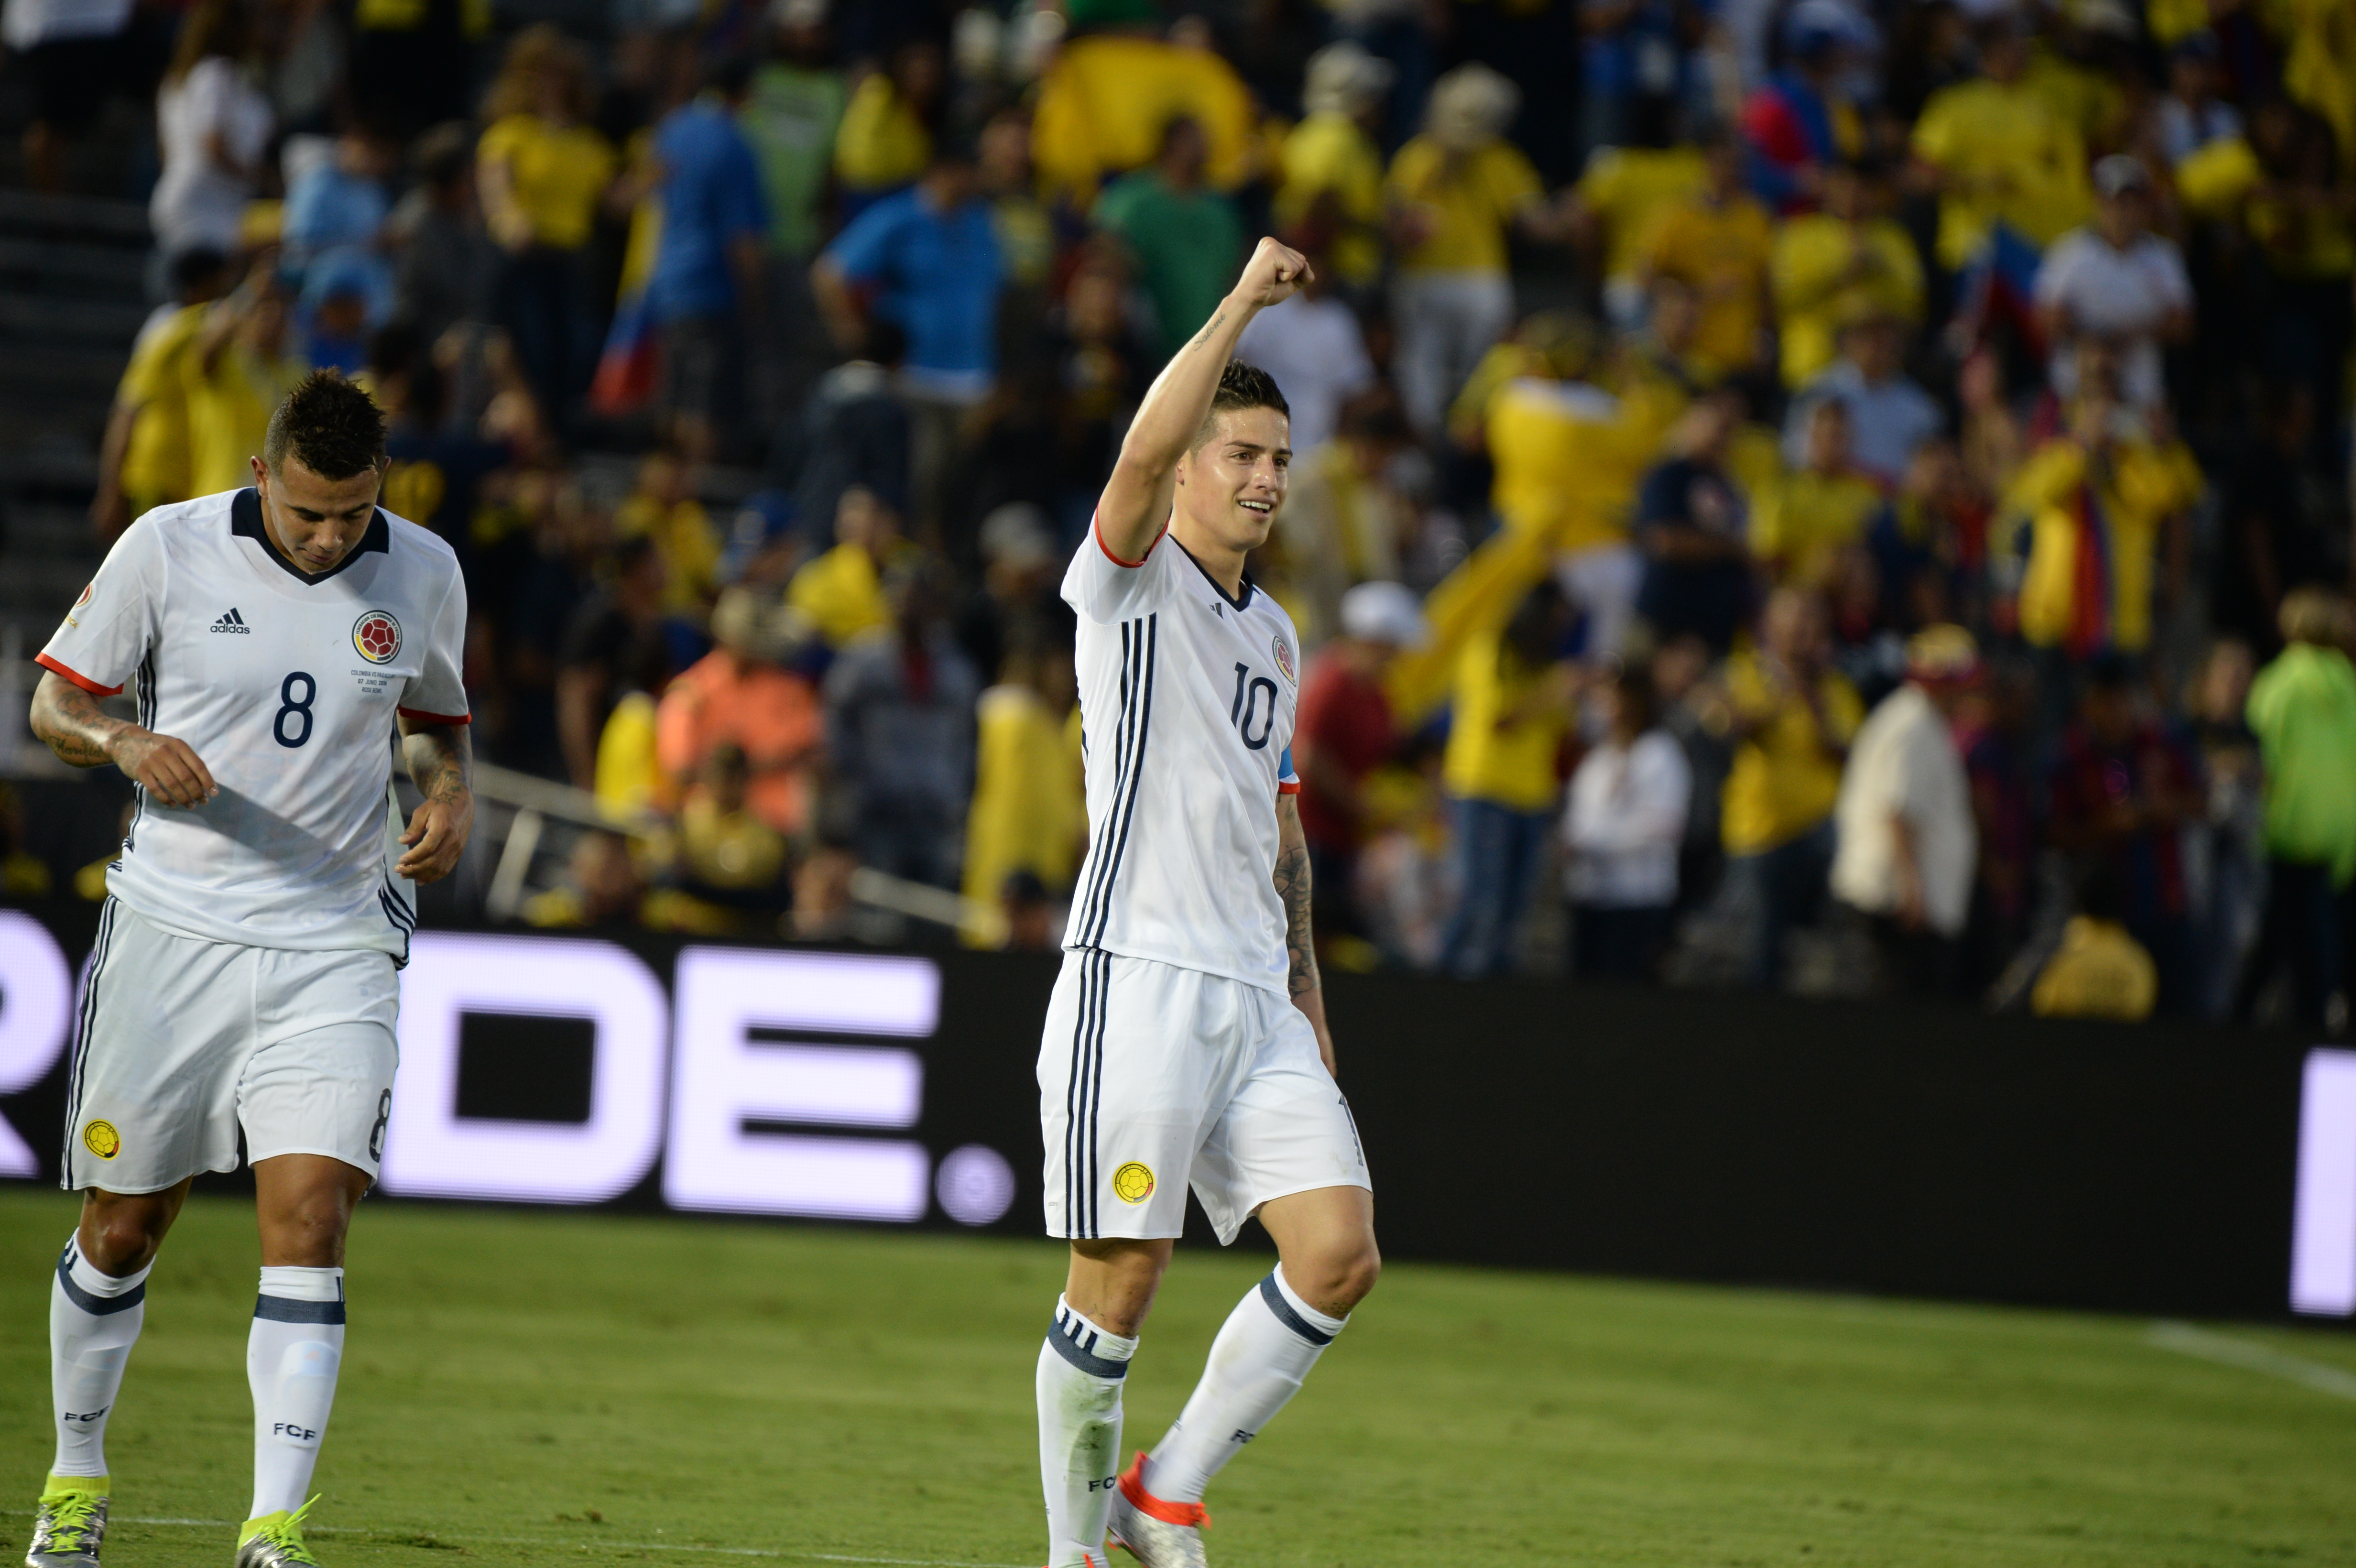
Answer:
[251,454,386,576]
[1176,406,1290,553]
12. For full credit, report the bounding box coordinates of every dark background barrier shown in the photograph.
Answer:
[0,902,2325,1320]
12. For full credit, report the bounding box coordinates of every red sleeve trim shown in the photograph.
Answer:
[1276,780,1301,795]
[34,653,124,697]
[1094,510,1166,569]
[397,707,472,725]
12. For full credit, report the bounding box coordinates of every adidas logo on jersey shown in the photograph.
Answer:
[211,608,251,634]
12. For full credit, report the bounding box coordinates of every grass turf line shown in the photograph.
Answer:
[2,1189,2353,1566]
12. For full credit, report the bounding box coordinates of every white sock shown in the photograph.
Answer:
[248,1266,345,1520]
[1037,1296,1136,1568]
[50,1236,151,1481]
[1144,1267,1347,1505]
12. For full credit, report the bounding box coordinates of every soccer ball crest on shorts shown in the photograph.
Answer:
[81,1121,120,1160]
[1113,1162,1156,1204]
[352,610,402,664]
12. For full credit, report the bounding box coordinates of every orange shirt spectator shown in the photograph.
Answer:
[655,590,823,835]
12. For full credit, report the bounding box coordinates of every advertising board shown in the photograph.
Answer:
[0,905,2343,1321]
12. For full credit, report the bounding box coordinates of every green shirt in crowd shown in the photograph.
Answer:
[740,63,846,258]
[1093,170,1244,358]
[2247,640,2356,885]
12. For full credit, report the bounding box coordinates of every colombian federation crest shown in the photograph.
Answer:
[1272,633,1295,686]
[352,610,402,664]
[1113,1162,1156,1205]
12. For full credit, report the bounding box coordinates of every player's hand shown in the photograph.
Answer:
[1231,237,1313,310]
[396,792,473,883]
[107,727,217,807]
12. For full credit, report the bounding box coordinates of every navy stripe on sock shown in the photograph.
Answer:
[254,1294,346,1325]
[55,1245,144,1316]
[1045,1316,1129,1380]
[1257,1272,1333,1347]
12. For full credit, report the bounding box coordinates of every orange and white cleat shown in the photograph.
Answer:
[1106,1453,1208,1568]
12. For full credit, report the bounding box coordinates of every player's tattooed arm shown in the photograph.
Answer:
[30,671,218,806]
[395,718,474,883]
[1275,793,1339,1076]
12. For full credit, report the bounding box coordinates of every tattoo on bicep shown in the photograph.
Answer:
[1274,841,1319,996]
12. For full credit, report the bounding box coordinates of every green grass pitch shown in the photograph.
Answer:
[4,1188,2355,1567]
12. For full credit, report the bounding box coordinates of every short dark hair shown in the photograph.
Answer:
[262,371,387,480]
[171,246,227,296]
[1192,360,1290,450]
[705,51,756,99]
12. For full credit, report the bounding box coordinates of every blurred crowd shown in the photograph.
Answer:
[10,0,2356,1027]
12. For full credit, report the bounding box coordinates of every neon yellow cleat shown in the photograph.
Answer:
[25,1475,109,1568]
[234,1497,323,1568]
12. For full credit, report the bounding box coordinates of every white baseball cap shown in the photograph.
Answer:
[1340,580,1429,649]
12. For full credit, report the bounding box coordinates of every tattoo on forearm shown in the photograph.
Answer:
[37,682,124,768]
[1189,310,1226,350]
[405,729,472,803]
[1274,840,1320,998]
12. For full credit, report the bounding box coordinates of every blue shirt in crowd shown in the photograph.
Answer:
[648,97,769,323]
[284,160,392,322]
[823,184,1003,399]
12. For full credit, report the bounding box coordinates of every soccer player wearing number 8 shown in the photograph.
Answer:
[23,373,472,1568]
[1031,240,1377,1568]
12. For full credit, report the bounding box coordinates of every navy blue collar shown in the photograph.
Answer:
[1175,538,1254,612]
[232,487,389,586]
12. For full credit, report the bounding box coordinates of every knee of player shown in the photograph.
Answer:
[82,1207,168,1274]
[1332,1241,1382,1311]
[264,1199,355,1265]
[1295,1237,1381,1315]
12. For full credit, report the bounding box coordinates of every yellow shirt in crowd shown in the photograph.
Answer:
[1573,144,1708,284]
[2004,434,2203,655]
[1442,635,1566,813]
[2022,47,2127,148]
[2031,916,2158,1021]
[617,494,720,617]
[1274,109,1387,286]
[1386,136,1543,276]
[832,72,930,194]
[478,113,617,250]
[1750,468,1885,588]
[1030,34,1258,205]
[594,689,663,818]
[1485,376,1681,554]
[2177,135,2356,279]
[1642,193,1776,373]
[1720,652,1863,856]
[1768,215,1924,387]
[2277,0,2356,158]
[788,542,890,649]
[184,340,307,499]
[962,683,1087,917]
[1911,77,2092,269]
[116,304,209,511]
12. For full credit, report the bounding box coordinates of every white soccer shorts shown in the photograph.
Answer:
[1039,948,1371,1244]
[61,899,401,1194]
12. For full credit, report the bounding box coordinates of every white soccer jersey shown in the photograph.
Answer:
[38,487,469,961]
[1060,519,1301,996]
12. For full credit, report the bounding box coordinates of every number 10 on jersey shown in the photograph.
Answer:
[1229,663,1276,751]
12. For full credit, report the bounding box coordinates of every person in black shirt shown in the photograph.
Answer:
[1634,389,1757,654]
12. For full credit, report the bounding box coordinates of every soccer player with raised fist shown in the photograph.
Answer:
[1030,237,1380,1568]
